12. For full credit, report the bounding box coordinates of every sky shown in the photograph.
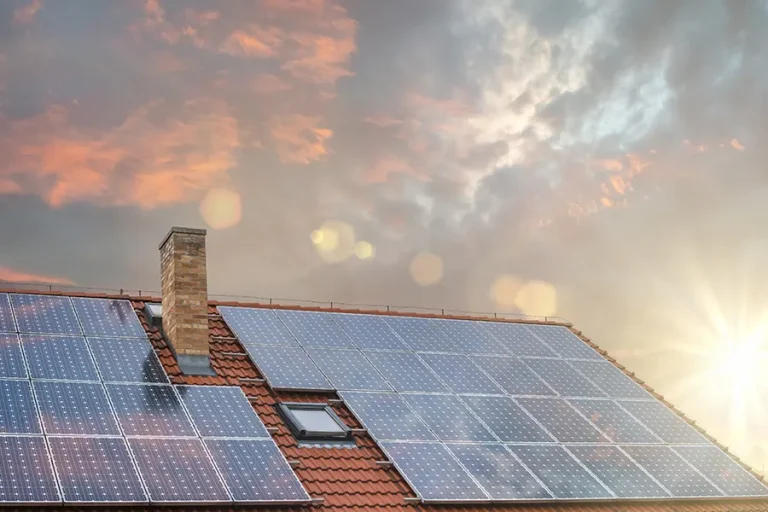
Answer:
[2,0,768,474]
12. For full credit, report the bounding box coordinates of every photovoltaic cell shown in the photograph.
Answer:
[523,358,606,398]
[0,380,41,434]
[274,309,355,349]
[472,356,554,396]
[21,335,99,381]
[205,439,310,503]
[128,437,230,503]
[384,316,462,353]
[527,325,602,360]
[567,445,668,498]
[0,436,60,503]
[330,313,409,351]
[363,351,448,393]
[339,391,436,441]
[481,322,558,357]
[568,360,651,400]
[403,394,495,442]
[48,436,147,503]
[72,298,145,338]
[673,446,768,497]
[621,445,722,497]
[106,384,196,437]
[568,399,660,443]
[516,397,608,443]
[618,400,707,444]
[460,395,553,443]
[0,333,27,378]
[418,353,504,395]
[508,445,612,499]
[381,442,488,501]
[177,385,269,438]
[432,319,508,355]
[242,345,332,391]
[447,443,552,500]
[218,306,298,347]
[0,293,15,332]
[306,348,391,391]
[10,294,81,336]
[87,337,168,384]
[33,381,120,436]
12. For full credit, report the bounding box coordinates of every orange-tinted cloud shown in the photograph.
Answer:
[595,159,624,172]
[730,138,745,150]
[365,157,428,184]
[13,0,42,25]
[269,114,333,164]
[250,73,293,94]
[364,115,404,128]
[0,267,74,286]
[219,26,284,57]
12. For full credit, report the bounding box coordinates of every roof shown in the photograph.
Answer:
[1,287,767,512]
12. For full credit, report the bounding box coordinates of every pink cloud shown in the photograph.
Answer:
[0,266,74,286]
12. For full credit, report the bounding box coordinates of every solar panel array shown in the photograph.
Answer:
[219,305,768,503]
[0,294,309,505]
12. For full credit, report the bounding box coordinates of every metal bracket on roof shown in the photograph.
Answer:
[403,497,422,504]
[288,460,301,468]
[219,351,248,357]
[327,399,344,405]
[349,428,368,434]
[375,460,393,469]
[310,497,325,506]
[239,377,266,383]
[266,427,279,435]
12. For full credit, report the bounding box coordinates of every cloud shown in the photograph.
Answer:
[219,26,284,57]
[730,138,745,150]
[249,73,293,94]
[0,266,74,286]
[269,114,332,164]
[13,0,41,25]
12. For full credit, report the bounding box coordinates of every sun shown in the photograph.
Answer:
[715,339,761,392]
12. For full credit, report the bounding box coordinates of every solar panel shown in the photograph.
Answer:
[363,351,448,393]
[10,294,81,335]
[48,436,147,503]
[568,360,651,400]
[383,316,462,353]
[418,353,504,394]
[568,399,660,443]
[621,445,722,497]
[673,446,768,497]
[205,439,310,503]
[481,322,558,357]
[128,437,230,503]
[274,309,355,349]
[618,400,708,444]
[516,397,608,443]
[20,335,99,381]
[177,385,269,438]
[33,381,120,436]
[447,443,552,500]
[381,442,488,501]
[508,444,612,499]
[403,394,495,442]
[330,313,409,351]
[305,348,391,391]
[523,358,607,398]
[86,337,168,383]
[0,436,60,503]
[526,325,602,360]
[460,395,553,443]
[432,319,508,355]
[0,293,15,332]
[471,356,555,396]
[0,380,41,434]
[72,298,145,338]
[0,333,26,378]
[567,445,668,498]
[106,384,196,437]
[339,391,436,441]
[242,345,332,391]
[218,306,298,347]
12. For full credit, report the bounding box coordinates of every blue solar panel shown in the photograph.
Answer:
[418,353,504,395]
[339,391,436,441]
[621,445,722,497]
[567,445,668,498]
[330,313,409,351]
[568,399,660,443]
[0,333,27,378]
[403,394,495,442]
[21,335,99,381]
[516,397,609,443]
[11,294,81,335]
[447,443,552,500]
[106,384,196,437]
[526,325,602,360]
[0,436,60,503]
[673,446,768,497]
[508,445,612,499]
[33,381,120,436]
[460,395,553,443]
[86,337,168,383]
[383,316,462,353]
[218,306,298,347]
[523,358,607,398]
[128,437,230,503]
[618,400,708,444]
[0,380,41,434]
[568,360,651,400]
[432,319,508,355]
[363,351,448,393]
[274,309,355,349]
[305,348,391,391]
[48,436,147,503]
[471,356,554,396]
[205,439,310,503]
[177,385,269,438]
[242,345,332,391]
[481,322,558,357]
[72,298,145,338]
[381,442,488,501]
[0,293,15,332]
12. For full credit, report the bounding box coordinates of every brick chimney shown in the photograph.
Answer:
[159,227,214,375]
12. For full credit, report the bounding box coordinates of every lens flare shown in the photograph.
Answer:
[354,241,375,260]
[199,188,242,230]
[490,274,523,309]
[310,220,355,264]
[409,252,443,286]
[514,280,557,317]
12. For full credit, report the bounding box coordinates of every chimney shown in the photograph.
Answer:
[159,227,215,376]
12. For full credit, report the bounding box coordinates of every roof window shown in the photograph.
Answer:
[278,402,351,442]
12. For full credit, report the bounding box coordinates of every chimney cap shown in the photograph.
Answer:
[159,226,207,250]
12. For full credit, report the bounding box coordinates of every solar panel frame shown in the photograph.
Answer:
[10,294,82,336]
[417,352,504,395]
[20,334,100,382]
[523,358,607,398]
[0,293,16,332]
[71,298,146,338]
[480,322,559,357]
[338,391,437,442]
[0,435,61,504]
[403,394,496,442]
[459,395,554,443]
[176,385,270,439]
[274,309,356,349]
[526,325,603,360]
[568,360,652,400]
[241,344,333,391]
[0,380,42,434]
[305,348,392,391]
[431,319,509,356]
[33,381,121,436]
[218,306,299,347]
[383,316,463,354]
[568,399,662,444]
[330,313,410,351]
[471,355,556,397]
[672,445,768,497]
[105,383,197,437]
[363,350,449,393]
[86,337,169,384]
[516,397,609,444]
[618,400,709,444]
[0,333,27,379]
